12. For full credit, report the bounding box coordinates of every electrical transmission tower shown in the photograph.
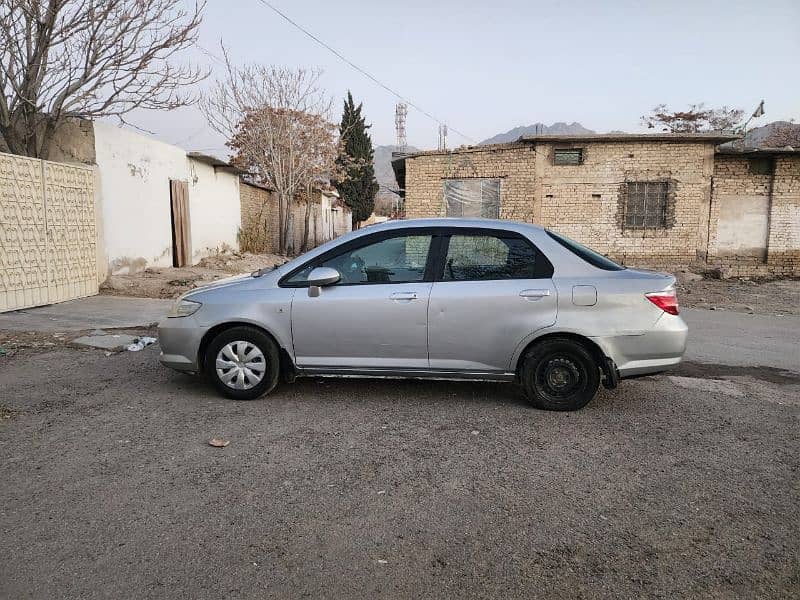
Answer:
[395,103,407,151]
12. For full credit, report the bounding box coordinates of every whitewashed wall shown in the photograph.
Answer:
[93,122,242,274]
[93,121,186,273]
[187,158,241,261]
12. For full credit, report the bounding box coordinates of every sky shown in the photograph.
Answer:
[125,0,800,156]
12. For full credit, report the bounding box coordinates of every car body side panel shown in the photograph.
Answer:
[428,279,557,372]
[290,282,433,368]
[507,272,687,374]
[158,283,295,371]
[589,313,688,376]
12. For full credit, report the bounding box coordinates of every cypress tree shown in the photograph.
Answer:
[335,91,379,227]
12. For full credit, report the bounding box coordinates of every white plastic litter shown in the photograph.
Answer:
[127,336,157,352]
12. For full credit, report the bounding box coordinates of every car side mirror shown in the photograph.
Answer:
[306,267,341,297]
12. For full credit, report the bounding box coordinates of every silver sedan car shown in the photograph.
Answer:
[158,218,687,411]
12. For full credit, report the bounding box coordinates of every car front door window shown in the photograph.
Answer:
[286,234,433,285]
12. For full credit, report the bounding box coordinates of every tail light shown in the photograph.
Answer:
[645,289,679,315]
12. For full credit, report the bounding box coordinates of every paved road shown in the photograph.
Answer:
[682,308,800,373]
[1,308,798,599]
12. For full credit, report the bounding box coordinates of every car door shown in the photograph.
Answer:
[427,229,557,373]
[286,230,436,370]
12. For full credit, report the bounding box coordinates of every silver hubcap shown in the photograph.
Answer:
[215,341,267,390]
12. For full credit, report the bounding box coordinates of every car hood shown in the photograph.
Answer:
[182,272,254,300]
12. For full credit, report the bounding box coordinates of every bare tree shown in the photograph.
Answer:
[641,103,744,133]
[201,53,341,255]
[0,0,206,158]
[763,122,800,148]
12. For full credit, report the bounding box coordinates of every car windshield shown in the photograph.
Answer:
[545,229,625,271]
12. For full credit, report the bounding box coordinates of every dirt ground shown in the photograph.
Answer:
[1,343,798,599]
[676,271,800,316]
[100,252,288,299]
[100,251,800,316]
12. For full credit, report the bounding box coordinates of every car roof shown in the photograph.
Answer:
[364,218,545,233]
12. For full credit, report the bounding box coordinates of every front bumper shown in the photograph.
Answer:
[592,312,688,378]
[157,316,206,372]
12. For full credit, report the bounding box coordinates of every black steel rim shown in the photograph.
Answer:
[534,355,584,403]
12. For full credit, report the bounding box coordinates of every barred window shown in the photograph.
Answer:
[444,179,500,219]
[554,148,583,165]
[624,181,669,228]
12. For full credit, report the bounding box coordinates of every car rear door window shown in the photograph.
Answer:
[442,234,550,281]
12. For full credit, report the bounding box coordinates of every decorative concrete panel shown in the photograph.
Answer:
[0,152,97,312]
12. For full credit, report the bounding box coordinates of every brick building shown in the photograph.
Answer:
[392,134,800,276]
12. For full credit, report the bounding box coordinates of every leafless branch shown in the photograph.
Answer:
[0,0,208,157]
[640,103,744,133]
[200,50,342,255]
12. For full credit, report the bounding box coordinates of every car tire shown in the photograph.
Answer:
[520,338,600,411]
[205,326,280,400]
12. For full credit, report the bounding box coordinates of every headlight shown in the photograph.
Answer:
[168,299,202,318]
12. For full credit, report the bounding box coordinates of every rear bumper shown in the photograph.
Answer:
[592,312,688,379]
[157,316,205,372]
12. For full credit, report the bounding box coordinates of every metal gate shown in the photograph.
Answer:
[0,152,98,313]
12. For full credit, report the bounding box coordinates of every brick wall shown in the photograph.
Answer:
[766,156,800,273]
[402,141,800,276]
[708,155,800,276]
[239,183,353,256]
[239,181,280,254]
[708,156,771,263]
[404,141,715,266]
[404,144,536,220]
[536,141,714,265]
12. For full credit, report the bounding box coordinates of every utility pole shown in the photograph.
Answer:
[438,124,448,151]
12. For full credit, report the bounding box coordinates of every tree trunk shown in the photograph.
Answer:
[301,196,312,253]
[277,190,290,255]
[283,197,295,256]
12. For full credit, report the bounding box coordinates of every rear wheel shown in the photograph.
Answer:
[205,326,280,400]
[520,338,600,411]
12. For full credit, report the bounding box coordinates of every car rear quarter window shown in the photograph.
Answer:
[545,230,624,271]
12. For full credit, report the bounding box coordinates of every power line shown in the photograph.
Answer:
[252,0,476,145]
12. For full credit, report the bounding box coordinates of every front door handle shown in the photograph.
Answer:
[390,291,418,301]
[519,289,551,301]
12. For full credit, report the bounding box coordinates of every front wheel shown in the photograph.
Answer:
[520,338,600,411]
[205,326,280,400]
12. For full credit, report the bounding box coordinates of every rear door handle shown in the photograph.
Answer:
[390,291,418,301]
[519,289,551,301]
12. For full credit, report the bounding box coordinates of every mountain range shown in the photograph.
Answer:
[479,122,595,145]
